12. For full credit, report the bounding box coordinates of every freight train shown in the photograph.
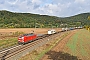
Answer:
[18,27,82,44]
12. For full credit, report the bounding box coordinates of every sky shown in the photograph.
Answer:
[0,0,90,17]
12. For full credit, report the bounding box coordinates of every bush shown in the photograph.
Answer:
[13,31,24,36]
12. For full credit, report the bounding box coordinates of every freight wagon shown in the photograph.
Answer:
[61,28,65,32]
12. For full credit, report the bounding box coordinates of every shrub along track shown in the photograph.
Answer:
[0,31,62,60]
[40,30,80,60]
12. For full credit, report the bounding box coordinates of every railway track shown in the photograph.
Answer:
[0,31,61,60]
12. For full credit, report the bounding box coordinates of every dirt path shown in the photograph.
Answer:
[40,30,79,60]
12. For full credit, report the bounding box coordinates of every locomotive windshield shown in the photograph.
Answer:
[19,33,35,38]
[23,33,34,36]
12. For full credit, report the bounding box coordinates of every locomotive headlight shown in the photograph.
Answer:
[22,37,24,42]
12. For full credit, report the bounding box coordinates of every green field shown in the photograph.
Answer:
[0,31,23,49]
[0,37,17,49]
[63,29,90,60]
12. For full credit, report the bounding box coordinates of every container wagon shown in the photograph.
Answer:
[48,29,56,34]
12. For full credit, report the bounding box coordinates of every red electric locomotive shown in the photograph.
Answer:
[18,33,37,44]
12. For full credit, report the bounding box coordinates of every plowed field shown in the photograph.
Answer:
[0,28,61,34]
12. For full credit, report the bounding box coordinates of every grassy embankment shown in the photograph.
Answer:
[63,29,90,60]
[0,31,24,50]
[0,38,17,49]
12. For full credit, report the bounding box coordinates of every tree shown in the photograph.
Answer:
[88,16,90,20]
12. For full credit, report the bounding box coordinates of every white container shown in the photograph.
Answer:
[48,29,56,34]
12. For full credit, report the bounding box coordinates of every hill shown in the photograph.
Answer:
[0,10,90,28]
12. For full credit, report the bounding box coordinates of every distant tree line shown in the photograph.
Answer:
[0,10,90,28]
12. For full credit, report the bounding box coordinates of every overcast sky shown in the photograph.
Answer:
[0,0,90,17]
